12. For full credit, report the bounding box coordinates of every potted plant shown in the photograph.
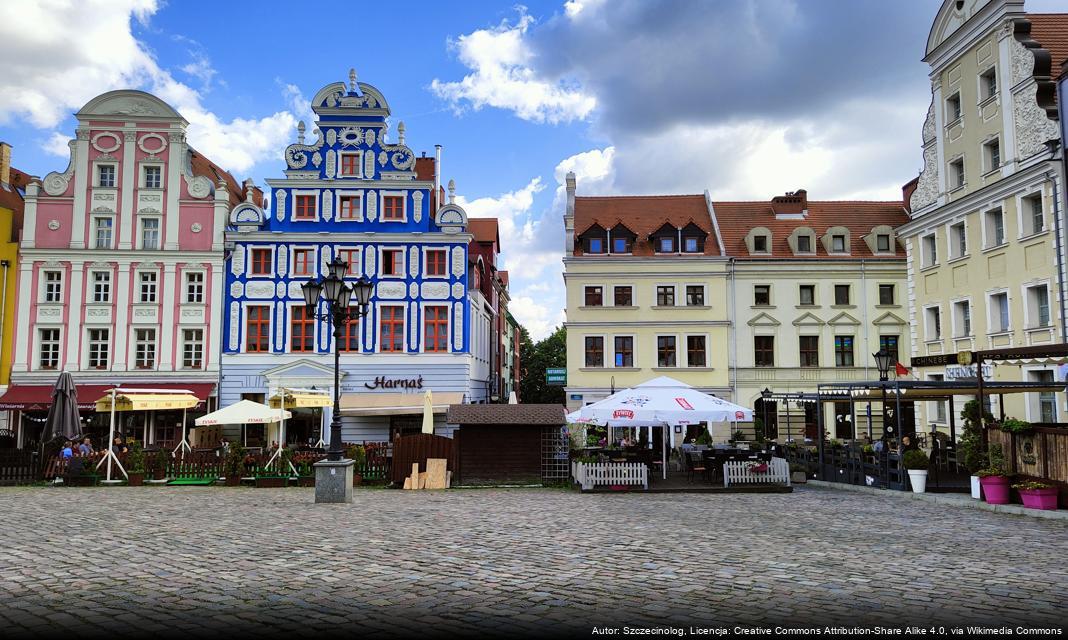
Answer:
[63,457,100,487]
[150,450,168,481]
[959,400,992,499]
[346,444,366,486]
[223,442,245,486]
[902,449,930,494]
[977,444,1011,505]
[1012,480,1059,510]
[255,448,290,488]
[126,440,146,487]
[1000,417,1033,435]
[296,458,315,487]
[789,463,807,484]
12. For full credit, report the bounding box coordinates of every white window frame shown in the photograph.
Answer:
[583,334,606,368]
[655,333,680,368]
[139,215,161,250]
[684,283,707,307]
[95,163,117,188]
[141,163,164,189]
[612,334,636,368]
[379,246,405,279]
[248,246,276,278]
[654,283,677,307]
[338,151,363,178]
[951,298,972,337]
[1022,281,1052,329]
[927,373,947,424]
[878,283,895,306]
[90,270,111,303]
[583,284,607,308]
[1023,366,1059,423]
[375,303,407,354]
[335,190,364,221]
[684,333,708,368]
[379,190,408,223]
[613,283,635,307]
[754,283,772,306]
[922,233,938,268]
[983,206,1005,249]
[947,220,967,260]
[86,327,110,369]
[41,270,63,303]
[137,271,159,304]
[37,327,62,370]
[182,328,205,369]
[286,301,318,354]
[924,304,943,341]
[1017,190,1046,238]
[986,289,1011,334]
[133,327,157,370]
[290,246,317,278]
[92,215,114,249]
[336,246,363,277]
[418,302,452,354]
[184,270,205,304]
[242,303,273,353]
[290,189,320,222]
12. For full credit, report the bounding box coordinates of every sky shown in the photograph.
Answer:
[1,0,1063,340]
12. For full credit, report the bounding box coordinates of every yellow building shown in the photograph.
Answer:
[899,0,1068,430]
[562,173,732,415]
[0,142,26,430]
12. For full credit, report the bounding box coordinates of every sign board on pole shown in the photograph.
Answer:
[545,367,567,386]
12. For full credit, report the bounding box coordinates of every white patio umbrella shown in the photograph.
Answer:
[195,400,291,447]
[566,376,754,479]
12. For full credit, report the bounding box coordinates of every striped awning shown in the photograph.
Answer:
[95,389,201,412]
[340,392,465,416]
[269,390,332,409]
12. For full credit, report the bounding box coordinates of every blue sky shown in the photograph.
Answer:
[1,0,1063,339]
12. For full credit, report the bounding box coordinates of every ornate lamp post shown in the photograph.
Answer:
[760,387,772,441]
[873,349,893,442]
[301,257,373,500]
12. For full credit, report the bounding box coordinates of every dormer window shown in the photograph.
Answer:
[609,224,636,254]
[612,237,629,253]
[797,235,812,253]
[578,224,608,254]
[877,234,891,252]
[589,238,604,254]
[679,223,707,254]
[684,237,698,253]
[831,235,846,252]
[659,237,675,253]
[754,235,768,252]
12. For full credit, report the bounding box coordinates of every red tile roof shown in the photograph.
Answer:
[713,199,909,260]
[499,270,509,286]
[415,156,435,182]
[468,217,499,245]
[572,194,720,256]
[189,148,261,208]
[1029,13,1068,73]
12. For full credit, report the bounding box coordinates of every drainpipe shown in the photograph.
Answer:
[434,145,442,210]
[1048,166,1067,344]
[860,259,870,379]
[728,258,737,404]
[0,260,8,374]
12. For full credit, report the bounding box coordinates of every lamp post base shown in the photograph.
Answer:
[313,458,355,504]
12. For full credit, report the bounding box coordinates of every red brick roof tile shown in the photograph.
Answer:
[469,217,499,245]
[1030,13,1068,72]
[572,194,720,256]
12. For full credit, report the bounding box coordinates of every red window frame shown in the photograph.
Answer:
[340,309,360,352]
[251,249,271,275]
[290,306,315,353]
[424,306,449,353]
[338,196,359,219]
[340,153,360,176]
[380,306,404,352]
[292,249,313,276]
[295,195,316,220]
[246,305,271,353]
[382,195,404,220]
[338,249,360,275]
[426,250,447,276]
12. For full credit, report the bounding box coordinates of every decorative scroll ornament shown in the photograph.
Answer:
[363,151,375,180]
[47,220,61,231]
[232,246,245,275]
[187,176,212,199]
[365,247,376,276]
[312,151,322,168]
[191,223,203,233]
[365,129,376,146]
[453,302,464,350]
[409,247,419,278]
[412,192,424,223]
[246,282,276,298]
[137,133,168,154]
[337,127,363,147]
[380,144,416,171]
[230,281,245,298]
[229,302,240,350]
[91,132,121,153]
[422,282,450,299]
[409,304,418,347]
[276,304,285,350]
[408,282,418,299]
[284,128,325,169]
[42,141,76,196]
[326,129,337,146]
[288,282,303,299]
[276,282,287,298]
[275,190,287,221]
[322,190,333,221]
[451,247,465,276]
[277,248,288,276]
[325,150,336,179]
[451,282,465,299]
[366,190,377,221]
[378,282,406,299]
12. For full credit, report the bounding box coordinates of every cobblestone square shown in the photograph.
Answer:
[1,485,1065,637]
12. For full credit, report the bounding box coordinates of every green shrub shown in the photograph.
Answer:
[959,400,992,474]
[977,444,1007,477]
[126,440,146,473]
[902,449,929,470]
[224,442,246,478]
[1000,417,1032,434]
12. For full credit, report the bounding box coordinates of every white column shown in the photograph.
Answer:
[207,262,223,373]
[164,130,183,251]
[118,128,136,251]
[159,262,177,370]
[21,182,38,248]
[112,267,131,372]
[70,130,90,250]
[63,263,85,371]
[11,261,34,374]
[931,79,947,199]
[997,24,1016,174]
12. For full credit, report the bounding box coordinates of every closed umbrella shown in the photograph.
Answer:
[421,389,434,434]
[42,372,80,442]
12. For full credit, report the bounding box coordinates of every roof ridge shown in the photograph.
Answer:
[575,194,704,199]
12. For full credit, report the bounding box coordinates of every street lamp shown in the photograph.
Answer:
[301,257,374,463]
[760,387,772,441]
[873,349,892,443]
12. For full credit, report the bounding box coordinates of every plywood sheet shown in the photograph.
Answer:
[426,458,448,489]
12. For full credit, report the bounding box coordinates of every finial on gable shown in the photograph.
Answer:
[448,179,456,204]
[349,68,357,92]
[398,121,405,145]
[297,120,305,144]
[243,178,255,203]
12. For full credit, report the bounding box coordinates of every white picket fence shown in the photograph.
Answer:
[723,457,790,488]
[572,461,648,491]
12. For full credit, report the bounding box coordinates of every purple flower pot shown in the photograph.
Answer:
[980,475,1011,505]
[1019,487,1059,511]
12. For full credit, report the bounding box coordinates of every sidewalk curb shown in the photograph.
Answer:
[805,479,1068,522]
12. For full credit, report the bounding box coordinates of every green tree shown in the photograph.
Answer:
[518,325,566,405]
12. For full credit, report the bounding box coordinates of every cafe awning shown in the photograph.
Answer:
[816,381,1068,401]
[195,400,290,426]
[269,389,332,409]
[95,389,203,412]
[0,382,213,411]
[340,392,465,416]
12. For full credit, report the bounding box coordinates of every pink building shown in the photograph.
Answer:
[2,90,251,447]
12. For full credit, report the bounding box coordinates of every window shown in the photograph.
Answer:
[43,270,63,303]
[799,336,819,367]
[294,194,317,220]
[614,336,633,367]
[926,306,942,340]
[382,195,404,221]
[134,328,156,369]
[417,249,443,277]
[950,222,967,258]
[338,249,360,276]
[91,271,110,303]
[380,306,404,352]
[184,272,204,303]
[683,237,699,253]
[799,285,815,306]
[834,336,854,367]
[424,306,449,352]
[754,285,771,306]
[880,335,899,364]
[831,235,846,253]
[685,285,704,306]
[138,272,157,303]
[289,307,315,352]
[614,286,632,307]
[946,92,962,121]
[980,67,997,100]
[871,284,892,306]
[753,235,768,253]
[1023,193,1044,235]
[339,308,361,352]
[656,285,675,306]
[39,329,61,369]
[340,152,360,177]
[991,292,1010,332]
[87,328,109,369]
[929,373,948,423]
[584,286,603,307]
[984,139,1001,172]
[1027,285,1051,327]
[954,300,972,336]
[339,195,361,220]
[754,336,774,367]
[251,248,272,275]
[1033,370,1057,422]
[584,336,604,367]
[796,235,812,253]
[658,237,675,253]
[923,234,938,267]
[382,249,403,276]
[834,285,850,306]
[140,217,160,250]
[143,165,162,189]
[876,234,892,252]
[292,249,314,277]
[612,237,631,253]
[950,158,965,189]
[246,306,271,353]
[182,329,204,369]
[97,165,116,188]
[686,335,706,367]
[985,208,1005,247]
[588,238,604,254]
[93,216,113,249]
[657,336,677,367]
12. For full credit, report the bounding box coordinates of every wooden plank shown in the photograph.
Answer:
[446,470,452,488]
[426,458,448,489]
[417,471,427,490]
[408,463,419,490]
[403,477,411,490]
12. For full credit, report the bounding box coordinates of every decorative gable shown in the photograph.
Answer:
[828,312,861,326]
[873,311,907,327]
[747,312,781,327]
[792,312,825,327]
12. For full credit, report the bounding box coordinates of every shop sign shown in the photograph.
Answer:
[364,376,424,390]
[546,367,566,386]
[945,364,993,381]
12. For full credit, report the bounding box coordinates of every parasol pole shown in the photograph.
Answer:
[96,388,127,481]
[266,386,284,467]
[172,406,191,457]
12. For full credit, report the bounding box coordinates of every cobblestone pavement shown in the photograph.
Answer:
[1,485,1066,638]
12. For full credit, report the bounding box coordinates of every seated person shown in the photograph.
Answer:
[61,441,74,459]
[77,437,93,456]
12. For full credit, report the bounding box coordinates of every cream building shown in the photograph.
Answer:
[562,174,732,417]
[899,0,1068,432]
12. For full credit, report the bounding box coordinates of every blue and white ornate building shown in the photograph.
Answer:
[219,71,482,443]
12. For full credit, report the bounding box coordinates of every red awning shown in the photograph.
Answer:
[0,383,215,412]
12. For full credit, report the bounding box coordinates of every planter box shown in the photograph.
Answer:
[907,469,928,494]
[153,468,166,481]
[1019,487,1059,511]
[224,475,242,487]
[255,476,288,488]
[790,471,808,484]
[980,475,1011,505]
[127,472,145,487]
[297,476,315,487]
[352,473,362,488]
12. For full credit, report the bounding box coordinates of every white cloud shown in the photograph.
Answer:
[41,131,72,157]
[509,295,565,343]
[430,8,595,124]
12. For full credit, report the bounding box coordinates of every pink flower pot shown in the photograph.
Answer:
[980,475,1011,505]
[1019,487,1059,511]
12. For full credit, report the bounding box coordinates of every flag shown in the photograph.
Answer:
[895,362,910,377]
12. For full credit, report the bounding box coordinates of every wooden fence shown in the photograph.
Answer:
[391,434,456,484]
[723,457,790,487]
[0,449,39,485]
[572,461,648,490]
[988,426,1068,507]
[785,446,906,490]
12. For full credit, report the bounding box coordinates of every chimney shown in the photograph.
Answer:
[434,144,442,207]
[564,171,577,253]
[771,189,808,218]
[0,142,11,186]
